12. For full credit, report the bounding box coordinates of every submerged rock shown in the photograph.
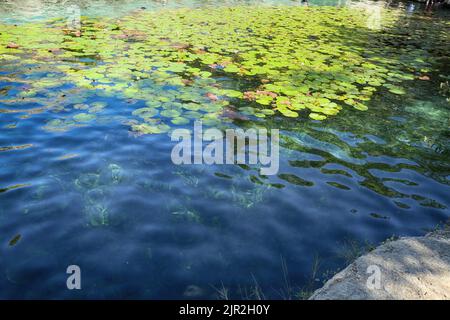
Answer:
[75,173,100,190]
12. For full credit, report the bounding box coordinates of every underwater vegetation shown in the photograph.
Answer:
[74,163,124,226]
[0,6,448,135]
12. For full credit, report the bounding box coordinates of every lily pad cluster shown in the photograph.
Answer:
[0,6,447,133]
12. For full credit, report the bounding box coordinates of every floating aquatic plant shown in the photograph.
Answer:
[1,6,447,133]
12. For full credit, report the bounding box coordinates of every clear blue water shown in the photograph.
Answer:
[0,0,449,299]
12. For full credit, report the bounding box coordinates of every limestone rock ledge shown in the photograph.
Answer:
[310,230,450,300]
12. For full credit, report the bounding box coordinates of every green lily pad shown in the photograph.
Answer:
[132,108,159,118]
[389,87,406,95]
[309,113,327,121]
[279,109,299,118]
[73,113,96,122]
[161,109,181,118]
[171,117,190,125]
[131,123,170,135]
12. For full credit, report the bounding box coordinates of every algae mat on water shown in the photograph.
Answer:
[0,6,446,134]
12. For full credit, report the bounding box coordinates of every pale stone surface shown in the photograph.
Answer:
[310,230,450,300]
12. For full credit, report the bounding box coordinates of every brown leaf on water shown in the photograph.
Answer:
[47,48,62,54]
[181,79,194,86]
[6,42,19,49]
[243,91,256,101]
[171,42,190,50]
[255,90,278,98]
[221,106,248,121]
[418,75,430,81]
[205,92,219,101]
[279,99,291,106]
[113,33,129,40]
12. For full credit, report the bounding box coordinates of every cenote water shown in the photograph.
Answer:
[0,0,449,299]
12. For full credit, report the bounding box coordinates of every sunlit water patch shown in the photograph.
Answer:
[0,1,449,299]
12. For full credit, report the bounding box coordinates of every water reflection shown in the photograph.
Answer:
[0,0,440,23]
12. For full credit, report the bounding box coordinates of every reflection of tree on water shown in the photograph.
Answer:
[424,0,449,11]
[0,0,160,21]
[1,0,448,22]
[4,0,446,19]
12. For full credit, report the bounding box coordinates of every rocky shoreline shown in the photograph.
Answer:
[310,229,450,300]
